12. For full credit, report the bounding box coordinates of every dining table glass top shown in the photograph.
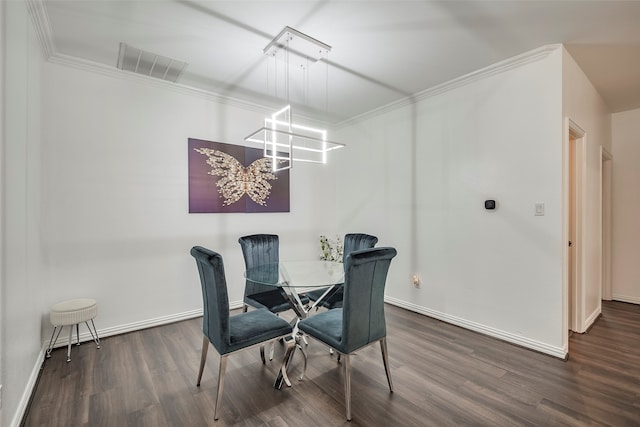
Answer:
[244,260,344,290]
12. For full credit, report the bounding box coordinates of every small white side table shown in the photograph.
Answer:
[45,298,101,362]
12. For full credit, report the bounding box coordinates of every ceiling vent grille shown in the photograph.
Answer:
[117,43,187,83]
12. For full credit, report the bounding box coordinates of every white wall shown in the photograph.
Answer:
[3,32,341,425]
[0,0,5,423]
[611,108,640,304]
[39,62,339,334]
[334,47,566,356]
[2,1,46,426]
[562,47,612,331]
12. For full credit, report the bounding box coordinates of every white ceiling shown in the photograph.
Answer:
[33,0,640,123]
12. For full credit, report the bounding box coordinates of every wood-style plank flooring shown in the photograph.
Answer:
[23,301,640,426]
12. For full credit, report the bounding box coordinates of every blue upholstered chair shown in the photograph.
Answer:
[191,246,294,421]
[297,246,397,421]
[239,234,309,314]
[306,233,379,309]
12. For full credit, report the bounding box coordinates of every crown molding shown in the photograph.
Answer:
[48,52,275,113]
[47,53,336,128]
[335,44,562,129]
[24,0,286,117]
[25,0,55,59]
[47,52,329,126]
[26,0,560,129]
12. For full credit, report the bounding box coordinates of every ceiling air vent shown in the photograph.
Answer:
[117,43,187,83]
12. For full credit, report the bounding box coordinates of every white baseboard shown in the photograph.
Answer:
[42,309,205,349]
[583,307,602,332]
[41,299,248,349]
[10,347,46,427]
[612,293,640,305]
[384,296,567,359]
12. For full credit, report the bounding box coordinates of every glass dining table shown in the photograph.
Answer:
[244,260,345,388]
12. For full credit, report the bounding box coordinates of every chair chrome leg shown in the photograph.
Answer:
[260,345,266,364]
[76,324,81,346]
[298,340,308,380]
[380,338,393,392]
[280,337,296,387]
[269,341,275,361]
[197,336,209,386]
[214,355,228,420]
[343,354,352,421]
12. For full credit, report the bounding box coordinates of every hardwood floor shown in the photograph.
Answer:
[23,301,640,426]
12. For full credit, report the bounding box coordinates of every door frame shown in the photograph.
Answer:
[563,118,587,344]
[600,147,613,300]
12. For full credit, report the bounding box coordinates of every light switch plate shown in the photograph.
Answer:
[535,203,545,216]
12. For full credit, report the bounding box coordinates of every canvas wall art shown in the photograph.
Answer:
[188,138,290,213]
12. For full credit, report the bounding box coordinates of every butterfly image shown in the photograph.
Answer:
[194,148,279,206]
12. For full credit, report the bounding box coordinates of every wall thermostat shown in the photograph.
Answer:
[484,200,496,210]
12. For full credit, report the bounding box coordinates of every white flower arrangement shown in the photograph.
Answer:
[319,235,344,262]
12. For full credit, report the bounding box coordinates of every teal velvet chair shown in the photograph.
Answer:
[239,234,309,314]
[306,233,379,309]
[297,246,397,421]
[191,246,295,421]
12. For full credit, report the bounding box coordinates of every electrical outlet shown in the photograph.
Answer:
[0,384,3,409]
[412,275,420,288]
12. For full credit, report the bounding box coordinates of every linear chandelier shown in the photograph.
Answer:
[244,26,345,171]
